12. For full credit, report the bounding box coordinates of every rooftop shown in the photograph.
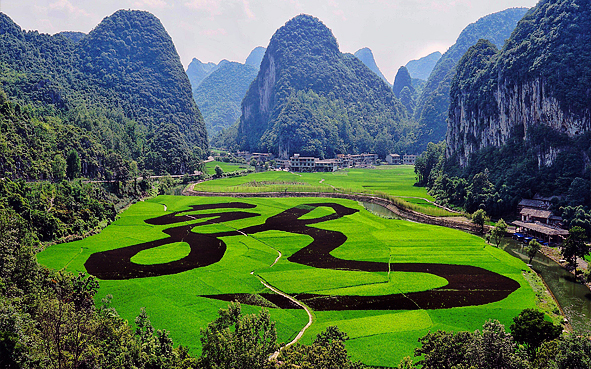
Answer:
[518,199,547,209]
[512,221,569,237]
[520,208,552,219]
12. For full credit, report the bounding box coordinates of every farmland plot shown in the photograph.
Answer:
[38,195,535,366]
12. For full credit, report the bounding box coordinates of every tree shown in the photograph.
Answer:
[549,335,591,369]
[214,165,224,178]
[472,209,488,233]
[415,330,473,368]
[51,154,67,181]
[277,326,364,369]
[490,219,508,247]
[199,302,277,369]
[560,226,589,272]
[415,320,528,369]
[510,309,562,359]
[249,158,258,168]
[467,320,527,369]
[526,239,541,264]
[66,149,81,180]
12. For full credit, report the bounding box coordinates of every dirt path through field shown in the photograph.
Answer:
[259,277,314,359]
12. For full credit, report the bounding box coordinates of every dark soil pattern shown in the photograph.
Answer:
[85,203,259,279]
[85,202,520,310]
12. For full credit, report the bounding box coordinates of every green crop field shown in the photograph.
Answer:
[195,165,459,217]
[37,195,535,367]
[204,160,250,175]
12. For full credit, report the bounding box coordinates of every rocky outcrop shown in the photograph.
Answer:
[447,0,591,168]
[448,78,591,167]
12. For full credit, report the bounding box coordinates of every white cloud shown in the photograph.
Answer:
[48,0,91,18]
[133,0,169,9]
[184,0,222,19]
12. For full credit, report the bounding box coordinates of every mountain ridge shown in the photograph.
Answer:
[236,14,409,158]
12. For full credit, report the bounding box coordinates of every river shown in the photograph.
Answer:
[501,239,591,334]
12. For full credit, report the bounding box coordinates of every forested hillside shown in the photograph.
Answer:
[0,10,208,179]
[194,61,258,136]
[236,15,411,158]
[439,0,591,214]
[412,7,528,152]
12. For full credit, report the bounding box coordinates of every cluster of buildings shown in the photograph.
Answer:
[385,154,418,165]
[235,151,419,172]
[512,196,568,244]
[285,153,379,172]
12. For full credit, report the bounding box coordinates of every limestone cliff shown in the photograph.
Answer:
[447,0,591,168]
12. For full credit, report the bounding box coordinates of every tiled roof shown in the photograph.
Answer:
[518,199,547,209]
[512,221,569,236]
[520,208,552,219]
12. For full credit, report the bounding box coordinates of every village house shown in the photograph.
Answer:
[386,154,401,165]
[512,198,567,244]
[289,154,339,172]
[403,154,417,165]
[289,153,377,172]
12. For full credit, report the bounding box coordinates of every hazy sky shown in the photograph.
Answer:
[2,0,538,83]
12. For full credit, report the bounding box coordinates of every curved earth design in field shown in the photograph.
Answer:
[85,202,520,310]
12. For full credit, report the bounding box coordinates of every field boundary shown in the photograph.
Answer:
[183,187,487,234]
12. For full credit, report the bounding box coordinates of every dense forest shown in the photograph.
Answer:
[0,10,208,179]
[235,15,414,159]
[411,7,528,153]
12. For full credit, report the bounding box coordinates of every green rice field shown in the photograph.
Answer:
[37,195,536,367]
[204,160,250,175]
[195,165,459,217]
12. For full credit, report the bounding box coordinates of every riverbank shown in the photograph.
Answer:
[184,184,486,234]
[538,245,591,291]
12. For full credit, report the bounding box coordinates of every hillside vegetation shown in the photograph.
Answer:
[236,15,413,159]
[0,10,207,179]
[433,0,591,216]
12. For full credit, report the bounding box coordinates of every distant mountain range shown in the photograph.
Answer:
[245,46,266,69]
[412,7,529,152]
[186,59,218,90]
[405,51,441,81]
[187,47,266,137]
[193,61,258,136]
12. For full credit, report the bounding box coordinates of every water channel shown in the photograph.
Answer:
[360,201,401,219]
[362,201,591,334]
[501,239,591,334]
